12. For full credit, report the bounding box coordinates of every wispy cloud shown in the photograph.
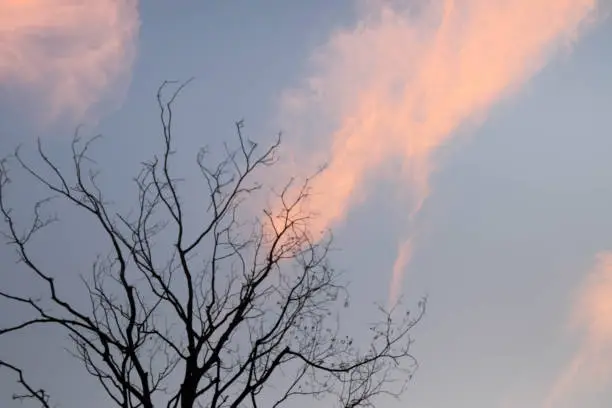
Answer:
[277,0,600,303]
[544,251,612,407]
[0,0,140,123]
[389,238,414,306]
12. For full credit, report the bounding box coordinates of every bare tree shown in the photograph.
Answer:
[0,81,424,408]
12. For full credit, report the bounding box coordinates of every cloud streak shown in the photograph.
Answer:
[277,0,599,302]
[0,0,140,123]
[544,251,612,407]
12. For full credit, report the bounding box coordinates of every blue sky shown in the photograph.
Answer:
[1,1,612,407]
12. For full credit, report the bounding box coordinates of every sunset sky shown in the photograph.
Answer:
[1,1,612,407]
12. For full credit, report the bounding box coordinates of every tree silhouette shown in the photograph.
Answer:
[0,81,424,408]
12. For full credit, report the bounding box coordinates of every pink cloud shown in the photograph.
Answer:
[276,0,600,301]
[545,251,612,407]
[0,0,140,123]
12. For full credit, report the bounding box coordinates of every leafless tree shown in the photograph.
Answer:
[0,81,424,408]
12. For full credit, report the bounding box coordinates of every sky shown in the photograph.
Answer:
[1,1,612,407]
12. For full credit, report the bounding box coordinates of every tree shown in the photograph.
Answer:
[0,81,424,408]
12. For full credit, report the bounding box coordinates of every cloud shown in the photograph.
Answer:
[389,238,413,307]
[544,251,612,407]
[0,0,140,123]
[276,0,600,301]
